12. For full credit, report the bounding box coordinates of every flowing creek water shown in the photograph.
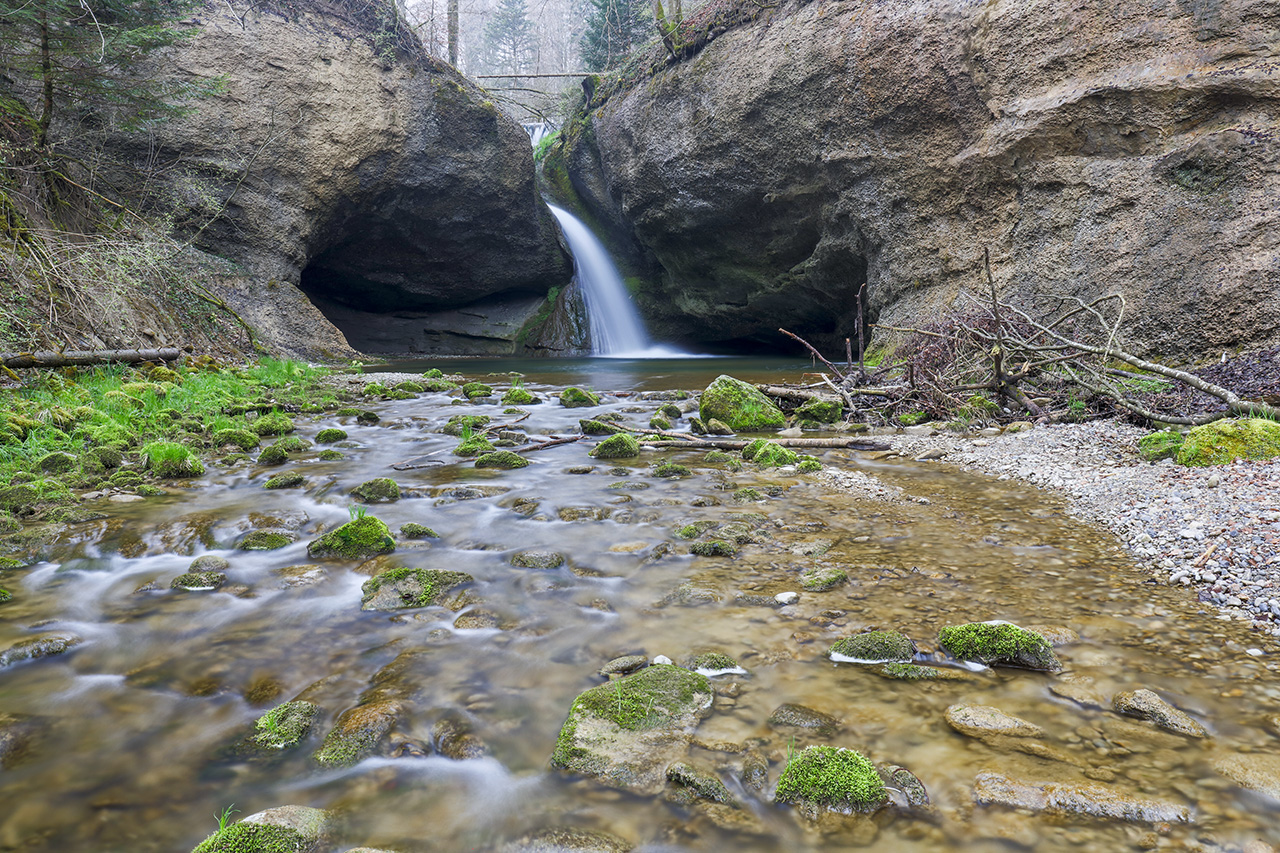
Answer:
[1,359,1278,852]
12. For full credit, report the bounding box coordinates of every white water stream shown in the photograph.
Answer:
[546,204,686,358]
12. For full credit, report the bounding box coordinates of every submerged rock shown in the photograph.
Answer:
[830,631,914,662]
[667,760,735,805]
[511,550,565,570]
[239,701,320,754]
[972,772,1191,824]
[599,655,648,678]
[0,713,44,769]
[767,703,840,736]
[502,828,633,853]
[551,664,713,794]
[699,376,785,432]
[314,701,401,767]
[360,568,472,611]
[800,566,847,591]
[350,477,401,503]
[937,622,1061,671]
[882,765,930,807]
[944,705,1044,739]
[774,745,887,814]
[0,633,81,669]
[1112,688,1209,738]
[1214,752,1280,801]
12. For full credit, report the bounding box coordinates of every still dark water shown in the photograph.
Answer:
[1,360,1277,852]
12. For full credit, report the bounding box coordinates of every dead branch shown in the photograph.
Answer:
[515,434,585,453]
[779,328,846,380]
[1,348,181,368]
[638,437,888,451]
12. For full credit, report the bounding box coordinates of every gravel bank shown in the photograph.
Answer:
[858,420,1280,637]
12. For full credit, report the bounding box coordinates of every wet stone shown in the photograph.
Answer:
[945,705,1044,739]
[883,765,930,807]
[170,571,227,591]
[0,634,82,669]
[666,760,735,805]
[432,715,489,760]
[188,555,230,572]
[767,703,840,736]
[511,550,565,570]
[972,772,1191,824]
[1049,675,1109,710]
[192,805,330,853]
[501,828,633,853]
[314,701,401,767]
[273,564,327,588]
[1112,688,1209,738]
[1213,752,1280,801]
[0,713,44,769]
[558,506,611,521]
[599,655,648,678]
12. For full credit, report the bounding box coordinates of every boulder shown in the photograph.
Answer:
[829,631,914,663]
[937,622,1061,671]
[944,705,1044,739]
[698,376,785,432]
[191,805,330,853]
[1176,418,1280,467]
[0,633,81,669]
[1214,752,1280,801]
[1112,688,1209,738]
[350,478,401,503]
[972,772,1191,824]
[359,567,472,611]
[314,701,401,767]
[551,664,713,793]
[307,517,395,561]
[96,3,570,359]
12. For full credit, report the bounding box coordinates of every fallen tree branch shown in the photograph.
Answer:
[515,434,585,453]
[779,328,846,380]
[1,347,181,368]
[638,437,888,451]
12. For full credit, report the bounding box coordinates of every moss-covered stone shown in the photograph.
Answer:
[422,379,458,392]
[248,701,320,751]
[685,652,742,673]
[511,550,565,569]
[271,436,311,453]
[307,517,395,561]
[589,434,640,458]
[699,375,785,432]
[689,416,708,434]
[314,701,399,767]
[774,745,886,813]
[360,567,473,610]
[423,368,445,379]
[1176,418,1280,466]
[872,662,961,681]
[37,451,76,474]
[1138,429,1184,461]
[252,412,295,436]
[240,530,297,551]
[560,387,600,408]
[800,566,847,591]
[653,462,690,478]
[658,403,682,420]
[318,450,344,461]
[191,822,309,853]
[453,435,495,457]
[257,445,290,466]
[794,398,842,424]
[399,522,439,539]
[108,470,143,488]
[796,456,823,473]
[212,428,260,450]
[938,622,1061,671]
[475,451,529,469]
[649,416,671,431]
[0,588,10,605]
[0,478,74,513]
[462,382,493,398]
[580,418,625,436]
[443,415,491,436]
[690,539,736,557]
[830,631,914,662]
[264,471,305,490]
[356,410,380,424]
[667,761,735,804]
[674,520,718,539]
[351,478,401,503]
[395,381,425,393]
[92,446,124,469]
[171,571,226,590]
[502,387,538,405]
[745,440,798,467]
[732,488,764,503]
[551,664,713,793]
[0,634,81,668]
[315,428,347,443]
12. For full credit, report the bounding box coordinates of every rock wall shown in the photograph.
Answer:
[96,0,570,359]
[559,0,1280,357]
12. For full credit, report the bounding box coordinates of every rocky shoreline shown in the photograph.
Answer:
[856,419,1280,640]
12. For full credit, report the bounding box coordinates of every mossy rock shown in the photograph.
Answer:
[689,416,708,435]
[443,415,491,436]
[191,805,329,853]
[92,446,124,469]
[37,452,76,474]
[658,403,683,420]
[1175,418,1280,466]
[271,435,311,453]
[580,418,625,436]
[800,566,847,591]
[0,633,81,668]
[307,517,395,560]
[699,375,785,432]
[258,445,290,466]
[691,539,736,558]
[1138,429,1184,461]
[363,382,389,397]
[315,428,347,443]
[551,664,713,794]
[674,520,718,540]
[871,662,968,681]
[350,478,401,503]
[462,382,493,399]
[318,450,344,461]
[394,381,425,393]
[264,472,306,490]
[422,379,458,392]
[423,368,445,378]
[649,416,672,431]
[314,701,399,767]
[938,622,1061,671]
[360,567,473,610]
[774,745,887,813]
[212,428,260,451]
[743,440,798,467]
[0,479,74,514]
[589,434,639,459]
[684,652,743,673]
[830,631,915,662]
[190,555,230,572]
[144,442,205,478]
[796,456,823,473]
[794,398,842,424]
[0,588,10,605]
[475,451,529,469]
[252,412,295,436]
[502,387,538,405]
[399,523,439,539]
[108,470,143,489]
[653,463,690,478]
[246,701,320,752]
[560,387,600,408]
[732,488,764,503]
[171,571,226,591]
[239,530,297,551]
[511,550,565,569]
[454,435,495,457]
[667,761,735,805]
[356,411,380,424]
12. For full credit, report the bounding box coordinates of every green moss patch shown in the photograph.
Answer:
[1176,418,1280,466]
[691,539,736,557]
[239,530,297,551]
[581,418,625,436]
[360,567,473,610]
[454,435,495,457]
[938,622,1061,671]
[830,631,914,662]
[264,472,305,490]
[307,517,395,561]
[212,428,259,450]
[589,434,639,459]
[350,478,401,503]
[653,462,690,478]
[743,440,798,467]
[674,520,718,539]
[170,571,226,590]
[315,428,347,443]
[794,398,842,424]
[252,411,295,436]
[475,451,529,469]
[191,822,309,853]
[399,523,439,539]
[462,382,494,399]
[800,566,847,591]
[443,415,491,436]
[250,700,319,751]
[502,387,537,405]
[560,387,601,408]
[775,746,886,812]
[699,375,785,432]
[257,445,289,466]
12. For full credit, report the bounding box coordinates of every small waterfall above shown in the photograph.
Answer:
[546,204,684,358]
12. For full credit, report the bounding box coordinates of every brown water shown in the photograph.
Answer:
[1,369,1278,852]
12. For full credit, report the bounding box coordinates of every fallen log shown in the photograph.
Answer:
[638,437,889,451]
[515,434,584,453]
[1,348,181,369]
[757,385,841,404]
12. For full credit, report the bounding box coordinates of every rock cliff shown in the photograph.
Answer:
[554,0,1280,357]
[98,0,571,359]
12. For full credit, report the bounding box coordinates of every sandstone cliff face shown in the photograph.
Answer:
[99,0,570,359]
[561,0,1280,357]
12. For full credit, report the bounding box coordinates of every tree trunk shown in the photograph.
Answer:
[37,11,53,147]
[447,0,458,66]
[1,348,182,369]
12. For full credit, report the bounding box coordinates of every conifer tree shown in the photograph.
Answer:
[482,0,537,76]
[579,0,647,71]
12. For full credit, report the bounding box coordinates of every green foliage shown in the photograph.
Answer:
[481,0,536,74]
[215,805,238,833]
[143,441,203,477]
[580,0,649,71]
[1138,429,1184,462]
[774,746,886,812]
[533,130,560,162]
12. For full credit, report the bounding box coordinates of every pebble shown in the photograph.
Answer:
[774,592,799,605]
[876,421,1280,634]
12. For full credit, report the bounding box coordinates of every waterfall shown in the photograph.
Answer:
[546,204,681,358]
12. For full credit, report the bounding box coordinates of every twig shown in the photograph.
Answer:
[778,328,846,380]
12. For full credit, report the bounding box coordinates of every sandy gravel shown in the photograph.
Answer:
[861,420,1280,636]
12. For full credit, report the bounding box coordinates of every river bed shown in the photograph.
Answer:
[0,365,1277,852]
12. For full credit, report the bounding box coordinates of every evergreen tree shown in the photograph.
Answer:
[0,0,211,148]
[482,0,536,75]
[579,0,647,71]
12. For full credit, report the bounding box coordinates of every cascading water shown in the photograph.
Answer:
[546,204,683,358]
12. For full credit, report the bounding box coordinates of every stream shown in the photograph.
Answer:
[0,358,1277,852]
